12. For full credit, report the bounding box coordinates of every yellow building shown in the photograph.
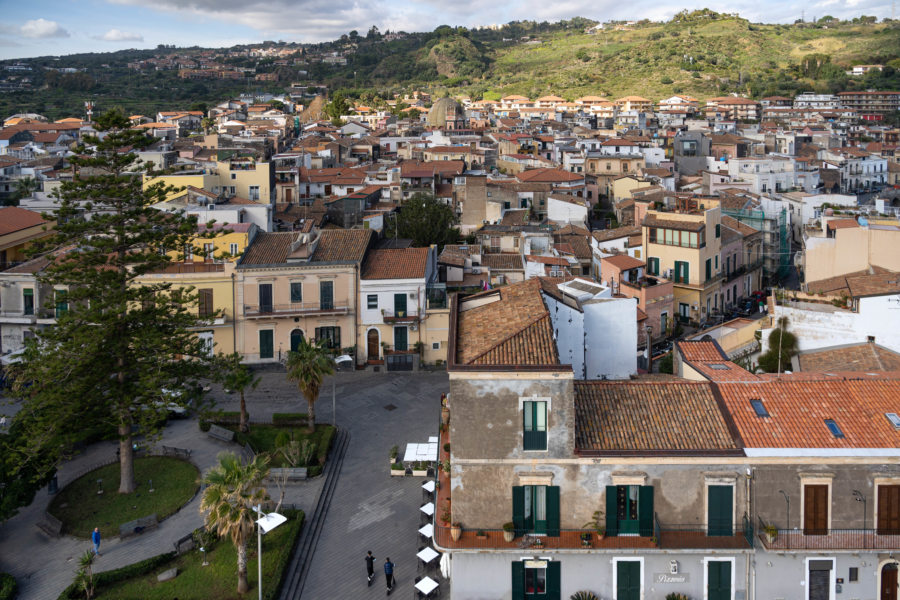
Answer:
[0,207,54,270]
[144,157,273,204]
[642,201,723,325]
[136,222,259,355]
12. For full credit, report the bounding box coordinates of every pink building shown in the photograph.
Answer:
[601,254,675,345]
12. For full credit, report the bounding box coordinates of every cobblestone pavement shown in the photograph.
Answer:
[1,369,448,600]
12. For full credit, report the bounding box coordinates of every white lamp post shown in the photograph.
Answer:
[253,505,287,600]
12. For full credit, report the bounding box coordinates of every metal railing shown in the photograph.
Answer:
[243,302,349,316]
[757,516,899,550]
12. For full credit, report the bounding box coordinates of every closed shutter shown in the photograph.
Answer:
[804,485,828,535]
[605,485,618,536]
[547,561,561,600]
[198,288,213,317]
[877,485,900,535]
[259,330,274,359]
[708,485,733,536]
[511,562,524,599]
[616,561,641,600]
[258,283,272,312]
[638,485,654,536]
[545,486,560,537]
[512,486,525,536]
[682,262,689,284]
[708,561,731,600]
[393,292,407,316]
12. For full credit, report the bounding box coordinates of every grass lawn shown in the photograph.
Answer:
[49,457,199,539]
[95,511,304,600]
[232,425,335,471]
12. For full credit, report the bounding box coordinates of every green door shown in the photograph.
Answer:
[616,561,641,600]
[617,485,640,534]
[708,485,733,536]
[393,292,407,316]
[393,326,408,351]
[708,561,731,600]
[525,486,547,534]
[259,330,274,359]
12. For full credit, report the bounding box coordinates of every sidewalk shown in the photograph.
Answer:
[0,416,323,600]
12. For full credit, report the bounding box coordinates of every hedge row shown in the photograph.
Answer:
[0,573,17,600]
[271,413,309,426]
[57,552,177,599]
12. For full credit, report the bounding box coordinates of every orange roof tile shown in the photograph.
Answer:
[0,206,50,236]
[361,248,429,280]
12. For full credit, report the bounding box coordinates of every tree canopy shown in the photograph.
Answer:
[384,193,460,249]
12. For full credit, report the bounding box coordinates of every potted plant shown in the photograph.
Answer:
[532,537,544,549]
[440,506,451,525]
[475,529,486,539]
[443,442,450,453]
[389,445,398,465]
[450,522,462,541]
[580,532,592,548]
[502,522,515,542]
[412,461,428,477]
[441,404,450,425]
[441,458,451,474]
[390,463,405,476]
[763,524,778,543]
[582,509,606,540]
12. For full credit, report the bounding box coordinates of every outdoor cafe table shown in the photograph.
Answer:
[403,443,439,463]
[420,502,435,516]
[422,480,436,493]
[418,523,434,538]
[415,576,439,596]
[417,546,440,564]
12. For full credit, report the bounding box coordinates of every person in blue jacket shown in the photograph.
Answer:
[384,557,394,593]
[91,527,101,556]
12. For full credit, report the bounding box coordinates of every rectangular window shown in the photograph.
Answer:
[690,232,698,248]
[198,288,213,317]
[393,292,407,316]
[23,288,34,315]
[367,294,378,309]
[715,223,721,238]
[259,329,274,359]
[877,485,900,535]
[319,280,334,310]
[512,485,560,536]
[204,243,214,261]
[648,228,657,243]
[432,341,440,350]
[290,282,302,304]
[705,259,712,282]
[648,257,659,276]
[512,561,560,600]
[55,289,68,317]
[523,400,547,451]
[249,185,260,201]
[229,243,239,256]
[314,326,341,350]
[665,229,673,245]
[606,485,654,536]
[184,244,193,262]
[258,283,273,313]
[394,326,408,351]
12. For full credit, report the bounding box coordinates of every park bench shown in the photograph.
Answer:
[206,424,234,443]
[36,512,63,537]
[160,445,192,459]
[269,467,308,481]
[173,532,195,554]
[119,514,158,539]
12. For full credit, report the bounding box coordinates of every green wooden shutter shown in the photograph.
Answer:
[259,330,274,359]
[716,223,721,238]
[705,258,712,281]
[511,561,524,599]
[512,486,525,536]
[547,561,561,600]
[708,485,733,536]
[545,486,560,537]
[708,561,731,600]
[605,485,618,536]
[683,262,690,284]
[638,485,654,536]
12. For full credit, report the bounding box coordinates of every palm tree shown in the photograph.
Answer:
[284,337,335,433]
[200,452,270,594]
[220,352,260,433]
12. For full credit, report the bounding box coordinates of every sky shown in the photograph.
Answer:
[0,0,894,60]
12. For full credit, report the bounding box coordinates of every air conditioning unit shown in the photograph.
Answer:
[409,322,418,331]
[691,304,699,310]
[207,204,215,210]
[472,267,481,274]
[408,292,416,299]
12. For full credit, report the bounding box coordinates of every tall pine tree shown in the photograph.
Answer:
[12,109,219,494]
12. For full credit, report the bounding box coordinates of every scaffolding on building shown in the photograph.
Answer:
[722,206,790,283]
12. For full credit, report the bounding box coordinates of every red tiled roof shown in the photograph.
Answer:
[516,168,584,183]
[602,254,644,270]
[361,247,429,280]
[0,206,50,236]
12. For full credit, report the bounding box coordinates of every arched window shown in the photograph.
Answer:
[290,329,304,353]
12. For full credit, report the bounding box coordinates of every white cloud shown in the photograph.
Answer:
[96,28,144,42]
[20,19,70,39]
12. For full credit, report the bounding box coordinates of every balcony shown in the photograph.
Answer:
[243,302,349,318]
[723,259,764,283]
[758,519,900,550]
[381,309,419,324]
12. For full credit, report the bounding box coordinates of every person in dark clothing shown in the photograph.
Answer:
[384,557,394,592]
[91,527,101,556]
[365,551,376,585]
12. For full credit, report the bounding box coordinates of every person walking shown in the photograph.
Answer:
[91,527,101,556]
[365,551,376,586]
[384,557,394,594]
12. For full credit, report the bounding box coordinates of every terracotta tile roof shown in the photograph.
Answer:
[602,254,644,270]
[481,253,523,270]
[239,232,295,266]
[516,167,584,183]
[592,225,641,243]
[361,247,429,280]
[574,381,740,453]
[797,343,900,372]
[500,210,529,226]
[676,341,762,381]
[643,213,705,232]
[715,377,900,450]
[720,215,759,237]
[826,218,859,230]
[554,235,592,260]
[846,272,900,298]
[311,229,372,263]
[0,207,49,236]
[555,224,590,236]
[455,278,558,366]
[527,255,569,266]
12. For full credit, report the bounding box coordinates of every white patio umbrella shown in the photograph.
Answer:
[440,551,451,579]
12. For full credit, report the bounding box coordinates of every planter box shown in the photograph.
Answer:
[411,470,428,477]
[390,469,406,477]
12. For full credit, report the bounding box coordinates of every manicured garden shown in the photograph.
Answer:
[59,510,304,600]
[48,457,199,538]
[219,415,335,476]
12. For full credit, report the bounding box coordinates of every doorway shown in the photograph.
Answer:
[808,559,834,600]
[882,563,898,600]
[367,329,379,360]
[290,329,304,353]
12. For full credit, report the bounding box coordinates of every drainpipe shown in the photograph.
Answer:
[231,271,237,354]
[746,467,754,600]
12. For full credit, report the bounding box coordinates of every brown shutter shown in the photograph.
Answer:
[198,288,213,317]
[804,485,828,535]
[877,485,900,535]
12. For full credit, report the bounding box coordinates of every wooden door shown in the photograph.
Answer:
[285,187,293,203]
[707,561,732,600]
[878,485,900,535]
[804,485,828,535]
[616,561,640,600]
[367,329,379,360]
[882,564,898,600]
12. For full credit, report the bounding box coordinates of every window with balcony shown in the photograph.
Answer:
[512,485,559,536]
[606,485,654,536]
[54,289,68,318]
[648,257,659,276]
[319,281,334,310]
[258,283,273,313]
[23,288,33,316]
[523,400,547,450]
[674,261,690,284]
[290,282,303,304]
[198,288,213,318]
[314,326,340,350]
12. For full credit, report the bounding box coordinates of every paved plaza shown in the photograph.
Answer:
[0,369,448,599]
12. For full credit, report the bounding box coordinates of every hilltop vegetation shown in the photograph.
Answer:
[1,11,899,120]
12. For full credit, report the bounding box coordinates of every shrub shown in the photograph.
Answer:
[272,413,309,426]
[661,76,674,84]
[657,352,674,374]
[0,573,17,600]
[443,443,450,452]
[571,592,599,600]
[210,411,240,425]
[58,552,177,598]
[198,420,211,432]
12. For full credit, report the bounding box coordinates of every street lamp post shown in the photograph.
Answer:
[853,490,867,546]
[779,489,790,545]
[254,505,287,600]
